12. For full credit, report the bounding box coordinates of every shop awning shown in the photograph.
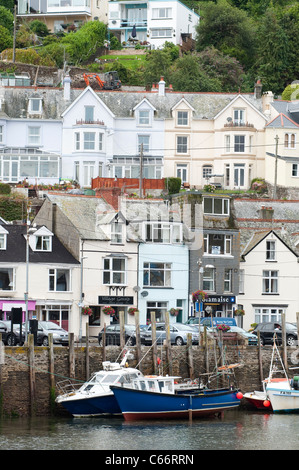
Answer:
[0,300,36,311]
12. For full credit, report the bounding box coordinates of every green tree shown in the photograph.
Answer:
[0,25,13,52]
[195,0,257,69]
[254,7,289,94]
[29,20,50,37]
[0,6,14,33]
[169,53,222,92]
[143,48,173,87]
[61,20,106,65]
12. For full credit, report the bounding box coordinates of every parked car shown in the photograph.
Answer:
[98,324,138,346]
[228,326,258,346]
[15,321,69,346]
[140,322,199,346]
[252,322,298,346]
[0,320,24,346]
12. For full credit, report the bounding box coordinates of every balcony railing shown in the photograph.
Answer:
[224,121,254,128]
[120,19,147,28]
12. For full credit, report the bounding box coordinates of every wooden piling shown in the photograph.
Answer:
[85,322,90,380]
[69,333,75,379]
[150,311,158,374]
[134,311,142,369]
[48,333,55,390]
[165,312,173,375]
[258,330,263,381]
[119,311,125,350]
[281,312,288,371]
[187,333,194,379]
[28,334,36,416]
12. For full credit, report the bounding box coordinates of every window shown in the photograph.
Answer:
[224,269,232,292]
[99,133,103,151]
[203,197,229,215]
[36,235,51,251]
[0,268,14,290]
[0,234,6,249]
[262,270,278,294]
[152,7,172,18]
[292,164,299,177]
[203,165,212,180]
[0,125,3,143]
[177,111,188,126]
[225,135,230,152]
[176,164,187,183]
[285,133,296,149]
[138,135,150,153]
[204,233,232,255]
[103,257,126,285]
[151,29,172,38]
[234,163,245,187]
[111,222,123,244]
[28,126,40,145]
[84,132,95,150]
[143,262,171,287]
[29,98,42,114]
[85,106,94,123]
[254,307,285,324]
[234,135,245,152]
[266,240,276,261]
[233,109,245,125]
[75,132,80,150]
[146,301,167,323]
[49,269,71,292]
[177,136,188,154]
[145,223,182,243]
[138,110,150,126]
[239,269,244,294]
[203,267,215,291]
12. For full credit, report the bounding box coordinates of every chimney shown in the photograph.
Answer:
[254,79,262,99]
[95,187,121,210]
[158,76,165,96]
[63,74,71,101]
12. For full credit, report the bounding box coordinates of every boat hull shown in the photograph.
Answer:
[243,392,272,410]
[267,388,299,413]
[57,393,121,417]
[110,386,241,421]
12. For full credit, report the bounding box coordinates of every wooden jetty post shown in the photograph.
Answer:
[28,334,36,416]
[187,333,194,379]
[281,312,288,370]
[296,312,299,347]
[150,311,158,374]
[85,322,90,380]
[48,333,55,390]
[134,311,142,369]
[165,312,173,375]
[258,331,263,381]
[69,333,75,379]
[119,311,125,350]
[102,323,106,362]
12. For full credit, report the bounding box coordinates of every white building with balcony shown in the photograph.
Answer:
[108,0,199,48]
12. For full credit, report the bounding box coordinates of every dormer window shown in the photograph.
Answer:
[29,98,42,114]
[111,222,123,244]
[36,235,51,251]
[138,110,150,126]
[0,226,8,250]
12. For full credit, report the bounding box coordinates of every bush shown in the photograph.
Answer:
[0,183,11,195]
[165,177,181,195]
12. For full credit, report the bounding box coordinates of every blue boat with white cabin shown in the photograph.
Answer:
[110,375,243,421]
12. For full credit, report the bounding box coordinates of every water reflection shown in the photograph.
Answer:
[0,411,298,450]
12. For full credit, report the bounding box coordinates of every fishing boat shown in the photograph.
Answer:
[243,378,288,411]
[55,350,144,417]
[110,374,243,421]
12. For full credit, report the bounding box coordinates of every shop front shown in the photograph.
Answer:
[88,295,135,337]
[0,299,36,321]
[195,295,236,318]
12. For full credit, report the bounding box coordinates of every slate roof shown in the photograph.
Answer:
[1,86,265,121]
[0,224,80,264]
[270,100,299,126]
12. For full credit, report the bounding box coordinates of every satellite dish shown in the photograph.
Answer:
[141,291,148,297]
[133,286,140,292]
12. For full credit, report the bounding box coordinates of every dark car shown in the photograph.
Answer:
[140,322,199,346]
[98,324,137,346]
[252,322,298,346]
[0,320,24,345]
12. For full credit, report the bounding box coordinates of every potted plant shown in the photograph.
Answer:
[128,307,139,315]
[169,308,179,316]
[103,305,115,315]
[235,308,245,316]
[82,306,92,316]
[192,290,208,303]
[216,324,231,332]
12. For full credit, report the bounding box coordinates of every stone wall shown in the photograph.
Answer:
[0,342,292,417]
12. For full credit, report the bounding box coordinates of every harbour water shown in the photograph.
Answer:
[0,410,298,451]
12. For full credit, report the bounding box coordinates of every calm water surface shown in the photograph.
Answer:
[0,410,298,451]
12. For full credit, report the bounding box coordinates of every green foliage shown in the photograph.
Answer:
[61,20,106,65]
[0,183,11,195]
[282,83,299,101]
[165,177,181,195]
[0,25,12,52]
[0,6,13,33]
[29,20,50,37]
[0,196,26,221]
[1,48,55,66]
[143,48,174,86]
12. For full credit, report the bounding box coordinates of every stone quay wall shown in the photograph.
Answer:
[0,342,294,417]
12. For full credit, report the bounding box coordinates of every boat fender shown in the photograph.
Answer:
[236,392,243,400]
[263,400,271,408]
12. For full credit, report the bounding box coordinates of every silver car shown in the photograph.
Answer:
[140,322,199,346]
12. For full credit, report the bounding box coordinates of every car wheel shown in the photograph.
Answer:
[7,334,16,346]
[287,335,296,347]
[42,337,49,346]
[175,336,184,346]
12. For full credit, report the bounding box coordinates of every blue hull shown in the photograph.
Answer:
[111,386,241,421]
[59,394,122,417]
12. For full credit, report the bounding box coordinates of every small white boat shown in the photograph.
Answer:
[55,350,144,417]
[267,377,299,413]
